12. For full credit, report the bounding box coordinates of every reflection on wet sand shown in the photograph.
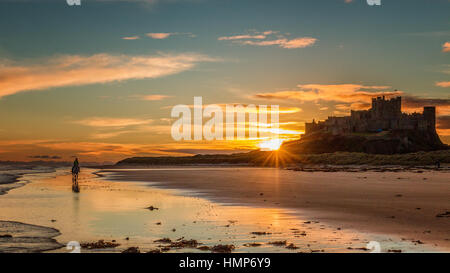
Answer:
[0,168,442,253]
[72,177,80,193]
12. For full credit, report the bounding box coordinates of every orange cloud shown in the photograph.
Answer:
[255,83,450,116]
[238,37,317,49]
[350,102,371,110]
[218,34,267,40]
[254,84,396,103]
[219,30,317,49]
[141,94,171,101]
[0,53,214,98]
[122,36,140,40]
[73,117,153,127]
[402,96,450,115]
[146,33,172,39]
[436,81,450,87]
[218,30,277,41]
[437,116,450,136]
[88,124,172,139]
[437,116,450,129]
[443,42,450,53]
[162,104,302,114]
[90,131,134,139]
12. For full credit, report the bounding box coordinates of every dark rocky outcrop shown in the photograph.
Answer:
[282,130,447,155]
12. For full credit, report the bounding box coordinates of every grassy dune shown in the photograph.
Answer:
[285,150,450,166]
[116,149,450,167]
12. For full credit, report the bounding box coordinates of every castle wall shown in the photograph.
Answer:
[304,96,437,135]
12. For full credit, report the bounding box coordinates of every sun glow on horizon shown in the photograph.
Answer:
[258,139,284,151]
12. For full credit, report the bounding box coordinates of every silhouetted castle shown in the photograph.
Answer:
[305,96,436,135]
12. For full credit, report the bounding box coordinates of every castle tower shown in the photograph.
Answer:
[423,106,436,132]
[371,96,402,119]
[393,96,402,116]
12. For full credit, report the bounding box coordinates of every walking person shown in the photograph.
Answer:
[72,157,80,192]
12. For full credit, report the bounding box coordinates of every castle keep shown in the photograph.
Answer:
[305,96,436,135]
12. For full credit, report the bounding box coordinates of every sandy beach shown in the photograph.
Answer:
[0,165,448,253]
[98,166,450,250]
[0,165,56,195]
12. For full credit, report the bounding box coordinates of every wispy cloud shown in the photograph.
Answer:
[89,124,172,139]
[162,104,302,114]
[141,94,171,101]
[73,117,153,128]
[145,32,195,39]
[239,37,317,49]
[0,53,214,98]
[122,36,140,40]
[254,83,450,116]
[442,42,450,52]
[219,30,317,49]
[146,33,173,39]
[89,130,135,139]
[218,34,266,41]
[402,96,450,115]
[436,81,450,87]
[437,116,450,136]
[254,84,396,103]
[72,117,159,140]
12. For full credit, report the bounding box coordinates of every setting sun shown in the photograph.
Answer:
[258,139,284,151]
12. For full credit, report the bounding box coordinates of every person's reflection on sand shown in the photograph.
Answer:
[72,181,80,193]
[72,193,80,222]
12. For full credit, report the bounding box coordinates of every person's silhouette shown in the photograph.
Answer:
[71,158,80,192]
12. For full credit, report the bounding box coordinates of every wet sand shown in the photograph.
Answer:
[0,169,384,253]
[0,166,62,253]
[0,165,56,195]
[0,221,62,253]
[99,167,450,250]
[0,166,448,253]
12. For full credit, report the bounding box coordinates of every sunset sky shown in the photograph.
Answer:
[0,0,449,162]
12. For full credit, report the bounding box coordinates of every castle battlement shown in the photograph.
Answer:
[305,96,436,135]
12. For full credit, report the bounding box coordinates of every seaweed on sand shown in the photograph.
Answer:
[243,243,262,247]
[251,231,272,235]
[122,247,140,253]
[154,238,172,243]
[268,240,287,246]
[80,240,120,249]
[169,239,199,248]
[211,244,235,253]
